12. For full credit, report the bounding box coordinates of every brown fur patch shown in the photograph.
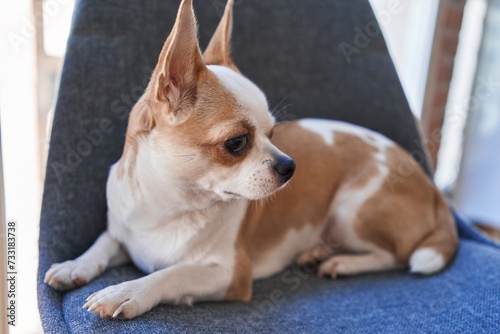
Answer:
[228,121,457,293]
[224,197,264,300]
[230,124,386,265]
[224,249,253,301]
[353,144,457,265]
[229,122,337,265]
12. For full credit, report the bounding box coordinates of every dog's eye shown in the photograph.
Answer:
[224,135,248,155]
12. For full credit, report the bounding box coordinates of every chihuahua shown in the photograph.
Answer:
[45,0,458,319]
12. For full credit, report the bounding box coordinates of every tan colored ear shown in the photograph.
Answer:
[203,0,239,72]
[151,0,205,125]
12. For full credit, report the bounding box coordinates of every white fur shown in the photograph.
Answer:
[49,151,250,317]
[409,248,445,274]
[107,164,245,274]
[298,118,394,163]
[330,163,389,253]
[107,139,233,266]
[318,249,396,277]
[298,119,335,145]
[208,65,274,130]
[78,176,245,317]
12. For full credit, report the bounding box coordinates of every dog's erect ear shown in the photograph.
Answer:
[151,0,205,125]
[203,0,239,72]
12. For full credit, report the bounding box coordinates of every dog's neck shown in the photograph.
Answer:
[116,140,244,230]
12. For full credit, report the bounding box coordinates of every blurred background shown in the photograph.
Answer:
[0,0,498,333]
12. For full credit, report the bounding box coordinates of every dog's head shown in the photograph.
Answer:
[128,0,295,201]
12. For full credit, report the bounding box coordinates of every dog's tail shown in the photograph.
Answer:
[409,191,458,274]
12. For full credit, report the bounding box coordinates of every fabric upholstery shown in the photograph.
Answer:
[59,238,500,333]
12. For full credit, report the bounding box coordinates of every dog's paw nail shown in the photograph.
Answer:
[87,303,99,313]
[112,305,125,318]
[86,291,98,301]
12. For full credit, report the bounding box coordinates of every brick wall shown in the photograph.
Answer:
[421,0,466,172]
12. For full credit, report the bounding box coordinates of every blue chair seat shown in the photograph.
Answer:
[56,238,499,333]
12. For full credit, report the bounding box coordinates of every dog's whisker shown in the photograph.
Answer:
[273,103,294,119]
[271,92,294,115]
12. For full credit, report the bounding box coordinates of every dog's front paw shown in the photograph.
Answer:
[83,281,156,319]
[45,260,104,291]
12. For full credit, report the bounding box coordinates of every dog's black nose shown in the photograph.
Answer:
[274,157,296,183]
